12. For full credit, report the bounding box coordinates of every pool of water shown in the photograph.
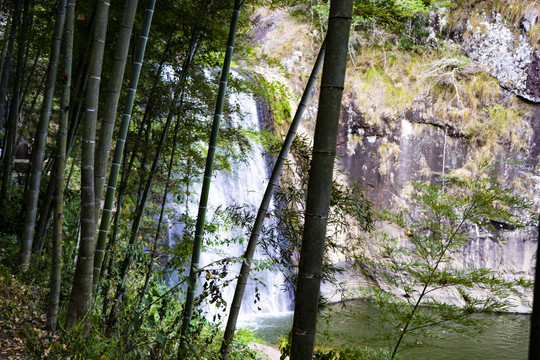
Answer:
[237,300,530,359]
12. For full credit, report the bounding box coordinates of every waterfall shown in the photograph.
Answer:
[167,89,291,321]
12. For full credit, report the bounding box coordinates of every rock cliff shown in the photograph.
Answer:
[248,2,540,313]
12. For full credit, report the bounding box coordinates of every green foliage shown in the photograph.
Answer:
[280,333,400,360]
[303,0,447,29]
[353,159,533,357]
[0,233,20,269]
[0,182,24,235]
[314,346,402,360]
[296,0,455,55]
[255,75,292,130]
[260,134,373,297]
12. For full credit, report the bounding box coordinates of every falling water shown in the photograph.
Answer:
[167,89,291,321]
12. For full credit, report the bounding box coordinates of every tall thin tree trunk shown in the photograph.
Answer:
[66,62,88,155]
[66,9,95,154]
[33,9,93,252]
[27,71,45,118]
[47,0,74,332]
[100,149,129,317]
[0,6,17,133]
[106,22,201,319]
[15,0,34,107]
[0,18,11,87]
[107,109,176,330]
[20,48,41,114]
[1,0,32,200]
[0,2,20,205]
[179,0,244,354]
[220,40,326,360]
[33,174,54,257]
[138,107,183,307]
[94,0,138,218]
[65,0,109,329]
[18,0,66,271]
[290,1,352,359]
[93,0,156,289]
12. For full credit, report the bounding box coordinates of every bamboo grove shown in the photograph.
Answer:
[0,0,271,356]
[0,0,362,358]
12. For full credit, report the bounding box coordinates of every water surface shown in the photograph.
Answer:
[237,300,530,359]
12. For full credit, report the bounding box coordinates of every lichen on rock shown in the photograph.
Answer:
[462,11,540,102]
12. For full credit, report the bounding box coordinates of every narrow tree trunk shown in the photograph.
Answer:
[33,176,55,256]
[109,25,202,314]
[93,0,156,289]
[100,149,129,317]
[66,62,88,155]
[20,49,41,114]
[179,0,244,354]
[138,108,183,307]
[47,0,74,332]
[94,0,138,219]
[69,7,94,117]
[220,40,326,360]
[66,10,95,154]
[18,0,66,271]
[290,1,352,359]
[107,109,176,330]
[27,71,45,119]
[65,0,109,329]
[19,0,34,97]
[0,2,20,205]
[0,5,17,132]
[14,0,34,110]
[1,0,32,199]
[0,18,11,87]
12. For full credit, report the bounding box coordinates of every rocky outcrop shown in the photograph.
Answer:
[462,12,540,102]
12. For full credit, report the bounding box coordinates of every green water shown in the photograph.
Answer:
[237,300,530,359]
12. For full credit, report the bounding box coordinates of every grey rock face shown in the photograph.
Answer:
[462,13,540,102]
[337,111,537,312]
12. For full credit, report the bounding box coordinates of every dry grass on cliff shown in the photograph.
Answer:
[448,0,540,46]
[344,38,531,155]
[248,5,533,175]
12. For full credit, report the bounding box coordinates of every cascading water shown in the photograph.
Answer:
[166,89,292,322]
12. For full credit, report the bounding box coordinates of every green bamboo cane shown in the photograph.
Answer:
[0,18,10,78]
[93,0,156,289]
[106,30,201,324]
[65,0,109,329]
[0,1,23,206]
[290,1,353,359]
[0,5,17,138]
[19,0,66,271]
[20,49,42,115]
[106,109,176,331]
[94,0,139,219]
[178,0,244,353]
[1,0,32,205]
[220,39,326,360]
[138,28,204,306]
[47,0,74,332]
